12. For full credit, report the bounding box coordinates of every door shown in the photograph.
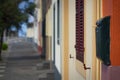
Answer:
[53,0,61,74]
[68,0,85,80]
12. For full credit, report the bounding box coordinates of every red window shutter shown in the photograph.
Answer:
[75,0,84,62]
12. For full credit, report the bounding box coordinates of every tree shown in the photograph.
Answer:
[0,0,36,60]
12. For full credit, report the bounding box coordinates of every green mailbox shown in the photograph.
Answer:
[96,16,111,66]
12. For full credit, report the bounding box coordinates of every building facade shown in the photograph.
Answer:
[36,0,120,80]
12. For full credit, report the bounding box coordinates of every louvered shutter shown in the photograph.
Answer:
[75,0,84,62]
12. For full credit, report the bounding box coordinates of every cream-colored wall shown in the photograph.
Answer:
[76,60,86,77]
[33,22,39,44]
[68,0,75,78]
[46,9,52,36]
[84,0,102,80]
[37,9,41,22]
[26,27,34,38]
[84,0,94,80]
[45,6,52,60]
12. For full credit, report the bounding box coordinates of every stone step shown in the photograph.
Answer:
[9,49,37,53]
[0,63,6,66]
[38,70,55,80]
[0,63,6,74]
[47,71,55,80]
[42,61,51,69]
[9,49,37,56]
[37,61,55,80]
[37,69,54,74]
[36,63,44,70]
[38,73,48,80]
[10,46,36,49]
[36,61,53,70]
[0,74,4,77]
[0,67,6,80]
[0,74,4,80]
[0,70,5,73]
[7,55,41,60]
[9,43,36,49]
[0,66,6,69]
[0,64,6,70]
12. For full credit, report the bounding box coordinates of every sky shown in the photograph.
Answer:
[18,23,27,37]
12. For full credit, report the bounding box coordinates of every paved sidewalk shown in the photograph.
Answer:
[4,59,40,80]
[0,38,42,80]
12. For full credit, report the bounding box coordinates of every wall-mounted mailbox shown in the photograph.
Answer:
[96,16,111,66]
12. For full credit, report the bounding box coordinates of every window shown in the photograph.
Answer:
[75,0,84,62]
[57,0,60,44]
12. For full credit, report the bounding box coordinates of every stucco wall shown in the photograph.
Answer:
[46,9,52,36]
[110,0,120,66]
[103,0,120,66]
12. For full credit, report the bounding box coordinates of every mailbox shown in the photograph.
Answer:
[96,16,111,66]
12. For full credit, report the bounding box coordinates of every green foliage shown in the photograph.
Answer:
[2,43,8,51]
[25,2,36,15]
[0,0,36,30]
[27,23,34,28]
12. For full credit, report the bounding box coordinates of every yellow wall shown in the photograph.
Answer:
[62,0,69,80]
[92,0,97,80]
[92,0,102,80]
